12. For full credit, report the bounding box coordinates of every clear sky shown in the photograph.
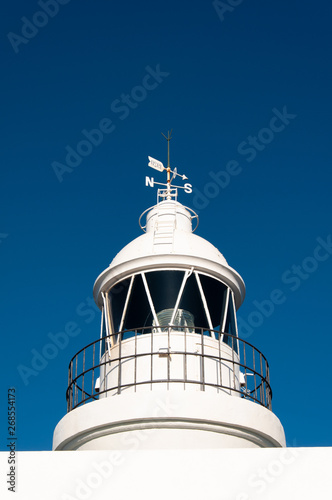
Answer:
[1,0,332,451]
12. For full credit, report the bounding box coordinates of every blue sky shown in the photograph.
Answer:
[1,0,332,451]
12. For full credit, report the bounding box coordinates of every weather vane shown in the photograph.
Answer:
[145,130,192,201]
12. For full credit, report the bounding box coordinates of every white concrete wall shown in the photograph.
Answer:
[1,447,331,499]
[53,391,285,450]
[99,332,240,396]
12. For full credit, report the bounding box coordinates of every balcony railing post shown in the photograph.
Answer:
[259,353,264,406]
[118,332,122,395]
[201,328,205,391]
[134,329,137,392]
[231,334,235,392]
[218,330,222,392]
[91,343,95,399]
[167,326,170,390]
[184,326,187,389]
[151,328,154,391]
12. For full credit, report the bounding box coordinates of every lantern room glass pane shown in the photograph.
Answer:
[109,278,131,333]
[145,270,185,315]
[223,293,238,353]
[100,307,107,355]
[198,274,228,329]
[101,307,107,337]
[122,274,151,330]
[179,273,210,331]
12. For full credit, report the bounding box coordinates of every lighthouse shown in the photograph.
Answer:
[3,137,330,500]
[53,134,285,452]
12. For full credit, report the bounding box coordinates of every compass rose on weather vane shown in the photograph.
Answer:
[145,130,193,202]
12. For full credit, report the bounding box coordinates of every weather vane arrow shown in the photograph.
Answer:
[148,157,188,180]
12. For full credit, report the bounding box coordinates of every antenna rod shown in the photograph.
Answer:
[161,130,172,189]
[147,133,190,204]
[167,131,171,168]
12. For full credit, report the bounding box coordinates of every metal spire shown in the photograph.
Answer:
[161,130,172,191]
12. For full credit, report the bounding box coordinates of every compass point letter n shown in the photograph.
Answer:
[145,176,154,187]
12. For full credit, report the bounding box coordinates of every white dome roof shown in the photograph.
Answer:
[112,200,228,267]
[94,200,245,308]
[111,227,228,268]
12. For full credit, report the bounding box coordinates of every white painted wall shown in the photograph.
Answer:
[53,391,285,450]
[99,332,241,397]
[1,447,331,499]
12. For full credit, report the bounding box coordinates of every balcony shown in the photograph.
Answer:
[66,327,272,412]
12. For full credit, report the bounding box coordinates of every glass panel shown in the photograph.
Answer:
[179,273,210,331]
[109,278,131,333]
[223,293,238,353]
[153,308,195,333]
[122,274,152,331]
[199,274,228,331]
[101,307,107,337]
[100,307,107,355]
[145,270,185,315]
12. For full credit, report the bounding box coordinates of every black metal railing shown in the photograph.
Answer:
[66,327,272,412]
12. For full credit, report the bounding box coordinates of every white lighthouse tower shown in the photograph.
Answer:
[53,134,285,452]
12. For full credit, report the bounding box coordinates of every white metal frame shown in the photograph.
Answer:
[141,272,161,333]
[169,267,194,326]
[102,292,113,355]
[194,271,215,338]
[102,268,239,346]
[118,276,134,332]
[220,288,230,340]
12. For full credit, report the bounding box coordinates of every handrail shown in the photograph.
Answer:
[66,327,272,412]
